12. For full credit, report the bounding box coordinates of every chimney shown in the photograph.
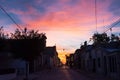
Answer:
[84,41,87,46]
[53,45,56,50]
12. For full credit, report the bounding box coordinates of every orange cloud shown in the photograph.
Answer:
[3,0,120,64]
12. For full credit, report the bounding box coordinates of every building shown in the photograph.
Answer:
[79,41,120,80]
[43,46,60,69]
[66,54,74,68]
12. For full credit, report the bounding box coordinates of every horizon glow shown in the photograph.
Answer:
[0,0,120,63]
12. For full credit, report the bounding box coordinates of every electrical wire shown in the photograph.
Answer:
[0,5,23,31]
[104,18,120,33]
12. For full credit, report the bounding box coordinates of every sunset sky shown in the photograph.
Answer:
[0,0,120,63]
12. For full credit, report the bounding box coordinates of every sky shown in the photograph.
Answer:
[0,0,120,63]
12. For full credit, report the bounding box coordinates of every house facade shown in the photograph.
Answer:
[67,41,120,80]
[43,46,60,69]
[66,54,74,68]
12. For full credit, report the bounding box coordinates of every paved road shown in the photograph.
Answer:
[33,67,96,80]
[35,69,90,80]
[14,66,111,80]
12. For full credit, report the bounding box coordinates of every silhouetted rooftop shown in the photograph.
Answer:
[44,46,57,57]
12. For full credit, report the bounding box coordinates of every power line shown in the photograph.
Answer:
[104,18,120,33]
[0,5,23,31]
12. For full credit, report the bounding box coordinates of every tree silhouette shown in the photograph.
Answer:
[0,26,9,52]
[0,26,9,39]
[111,34,119,42]
[10,28,47,80]
[92,33,110,44]
[10,27,47,61]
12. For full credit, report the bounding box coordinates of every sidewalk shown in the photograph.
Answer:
[75,69,113,80]
[11,69,56,80]
[11,73,39,80]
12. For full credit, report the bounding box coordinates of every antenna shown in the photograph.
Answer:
[95,0,98,33]
[0,5,23,31]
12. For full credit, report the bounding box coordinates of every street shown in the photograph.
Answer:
[35,68,88,80]
[28,66,110,80]
[13,66,112,80]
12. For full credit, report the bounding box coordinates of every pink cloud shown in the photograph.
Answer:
[4,0,120,54]
[8,0,113,32]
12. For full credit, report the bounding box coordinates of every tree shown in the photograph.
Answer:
[0,26,9,51]
[0,26,9,39]
[111,34,119,42]
[10,28,47,80]
[92,33,110,44]
[10,28,46,60]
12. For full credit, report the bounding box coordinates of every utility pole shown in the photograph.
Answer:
[95,0,98,33]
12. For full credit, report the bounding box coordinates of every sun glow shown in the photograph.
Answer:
[58,51,66,64]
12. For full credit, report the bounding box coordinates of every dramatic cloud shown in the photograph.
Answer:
[0,0,120,63]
